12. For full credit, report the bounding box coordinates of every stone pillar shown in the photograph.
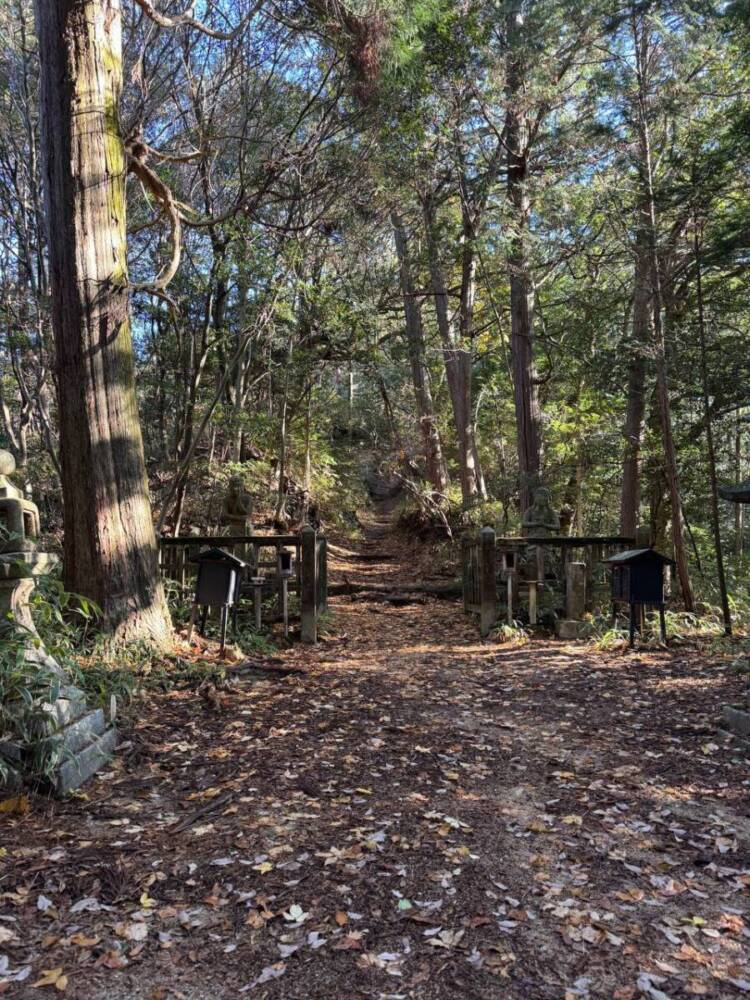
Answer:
[566,561,586,620]
[506,570,518,625]
[528,581,538,625]
[556,560,587,640]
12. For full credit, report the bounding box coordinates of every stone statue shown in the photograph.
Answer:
[521,487,560,585]
[221,476,253,535]
[522,487,561,538]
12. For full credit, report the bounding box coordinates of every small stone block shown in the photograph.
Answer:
[58,709,107,755]
[556,619,585,640]
[723,704,750,739]
[565,561,586,621]
[46,693,88,728]
[54,727,117,796]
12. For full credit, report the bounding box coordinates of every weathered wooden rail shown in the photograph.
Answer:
[462,527,634,636]
[158,525,327,643]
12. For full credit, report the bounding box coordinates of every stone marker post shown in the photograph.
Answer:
[506,570,517,625]
[556,561,587,640]
[0,450,115,794]
[566,562,586,619]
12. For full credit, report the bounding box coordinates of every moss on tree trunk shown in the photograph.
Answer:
[34,0,172,645]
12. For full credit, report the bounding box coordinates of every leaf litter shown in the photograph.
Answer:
[1,515,749,997]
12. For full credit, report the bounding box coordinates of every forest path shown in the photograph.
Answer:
[324,477,456,602]
[325,492,405,593]
[3,510,750,998]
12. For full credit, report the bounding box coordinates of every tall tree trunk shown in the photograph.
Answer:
[645,394,669,551]
[35,0,171,643]
[421,196,483,507]
[154,309,169,462]
[694,219,731,633]
[304,389,312,491]
[275,334,294,526]
[506,3,541,512]
[619,224,650,537]
[633,13,694,610]
[230,271,250,461]
[457,189,487,499]
[735,414,744,557]
[347,363,355,438]
[391,212,448,494]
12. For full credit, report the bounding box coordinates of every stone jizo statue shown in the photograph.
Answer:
[522,487,561,538]
[221,476,253,535]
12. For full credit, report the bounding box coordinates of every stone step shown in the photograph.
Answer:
[54,726,117,796]
[556,619,586,640]
[58,708,107,755]
[46,688,88,727]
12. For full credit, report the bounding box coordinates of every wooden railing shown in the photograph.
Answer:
[462,527,634,636]
[158,526,327,643]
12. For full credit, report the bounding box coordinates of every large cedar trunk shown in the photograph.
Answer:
[391,213,448,494]
[619,228,650,536]
[35,0,172,644]
[506,5,541,512]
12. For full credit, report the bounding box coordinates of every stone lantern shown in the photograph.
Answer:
[0,450,115,795]
[0,450,40,552]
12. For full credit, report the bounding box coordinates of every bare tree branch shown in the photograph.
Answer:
[131,0,246,40]
[126,139,183,290]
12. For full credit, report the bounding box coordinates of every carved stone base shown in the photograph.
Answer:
[556,619,586,640]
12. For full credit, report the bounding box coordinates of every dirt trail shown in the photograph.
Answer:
[2,506,750,999]
[326,494,406,593]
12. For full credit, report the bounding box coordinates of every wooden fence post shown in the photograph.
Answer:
[480,525,497,637]
[317,535,328,614]
[301,525,317,644]
[461,534,471,613]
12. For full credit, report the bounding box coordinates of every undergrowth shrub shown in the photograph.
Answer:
[0,626,64,786]
[490,621,530,645]
[0,574,111,784]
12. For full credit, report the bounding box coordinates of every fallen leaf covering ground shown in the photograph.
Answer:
[1,507,750,999]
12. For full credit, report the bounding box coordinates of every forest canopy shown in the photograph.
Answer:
[0,0,749,635]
